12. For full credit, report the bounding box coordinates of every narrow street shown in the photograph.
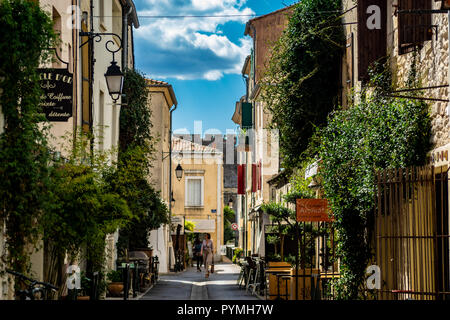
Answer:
[141,262,259,300]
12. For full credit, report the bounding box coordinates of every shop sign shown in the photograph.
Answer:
[296,199,333,222]
[38,68,73,121]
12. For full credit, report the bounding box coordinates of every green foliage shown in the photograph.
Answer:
[232,248,243,264]
[0,0,57,273]
[106,270,123,283]
[223,206,235,244]
[284,162,316,204]
[261,0,344,171]
[184,220,195,232]
[262,202,324,267]
[43,130,132,278]
[185,220,196,242]
[119,68,153,163]
[317,62,432,299]
[115,69,168,255]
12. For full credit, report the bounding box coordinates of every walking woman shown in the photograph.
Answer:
[193,235,203,272]
[201,233,214,278]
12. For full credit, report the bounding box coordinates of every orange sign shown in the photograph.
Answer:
[296,199,333,222]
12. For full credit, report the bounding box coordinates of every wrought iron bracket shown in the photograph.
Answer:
[79,31,122,62]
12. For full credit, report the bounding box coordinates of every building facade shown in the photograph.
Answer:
[232,6,293,258]
[146,79,178,274]
[171,136,224,262]
[0,0,139,299]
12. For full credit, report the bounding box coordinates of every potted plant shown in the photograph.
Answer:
[107,270,124,297]
[77,272,91,300]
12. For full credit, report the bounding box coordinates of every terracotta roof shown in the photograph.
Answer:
[172,136,222,154]
[146,78,178,106]
[146,78,170,86]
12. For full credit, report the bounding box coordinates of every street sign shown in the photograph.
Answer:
[296,199,333,222]
[231,223,238,231]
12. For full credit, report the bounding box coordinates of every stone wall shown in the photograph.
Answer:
[390,1,449,149]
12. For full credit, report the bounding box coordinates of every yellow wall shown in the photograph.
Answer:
[171,151,224,257]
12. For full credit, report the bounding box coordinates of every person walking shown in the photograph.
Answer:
[201,233,214,278]
[193,236,203,272]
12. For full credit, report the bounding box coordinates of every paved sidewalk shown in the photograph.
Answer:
[140,262,259,300]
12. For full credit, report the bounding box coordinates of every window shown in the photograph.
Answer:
[185,177,204,207]
[398,0,432,55]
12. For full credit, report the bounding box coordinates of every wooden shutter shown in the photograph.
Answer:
[357,0,387,81]
[238,164,246,195]
[241,102,253,129]
[398,0,432,54]
[252,164,257,193]
[257,161,262,191]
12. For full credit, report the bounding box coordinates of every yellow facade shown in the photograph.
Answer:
[171,137,224,261]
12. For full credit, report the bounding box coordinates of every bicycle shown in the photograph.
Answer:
[6,269,59,300]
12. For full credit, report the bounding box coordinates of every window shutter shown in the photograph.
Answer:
[252,164,257,193]
[241,102,253,129]
[238,164,245,195]
[398,0,432,54]
[357,0,387,81]
[257,162,262,190]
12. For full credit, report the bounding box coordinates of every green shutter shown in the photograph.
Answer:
[241,102,253,129]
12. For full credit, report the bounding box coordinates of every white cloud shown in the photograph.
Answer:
[133,0,254,80]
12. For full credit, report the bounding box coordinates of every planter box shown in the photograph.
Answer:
[267,262,291,300]
[289,268,320,300]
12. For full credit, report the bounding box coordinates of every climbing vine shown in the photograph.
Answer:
[317,60,432,299]
[114,68,169,255]
[261,0,344,171]
[0,0,56,273]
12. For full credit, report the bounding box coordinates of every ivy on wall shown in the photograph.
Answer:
[114,69,169,255]
[261,0,344,172]
[0,0,56,273]
[317,60,432,299]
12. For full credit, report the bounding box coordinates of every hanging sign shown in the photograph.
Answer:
[296,199,333,222]
[38,68,73,122]
[357,0,387,81]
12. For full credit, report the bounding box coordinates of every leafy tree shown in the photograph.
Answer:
[0,0,57,273]
[115,68,168,255]
[223,206,235,244]
[318,61,431,299]
[42,130,132,296]
[261,0,344,171]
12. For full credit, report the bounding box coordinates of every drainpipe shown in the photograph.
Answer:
[169,104,178,217]
[122,3,132,70]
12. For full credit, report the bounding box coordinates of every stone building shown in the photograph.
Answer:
[171,136,224,262]
[0,0,139,299]
[340,0,450,300]
[146,78,178,274]
[232,6,293,257]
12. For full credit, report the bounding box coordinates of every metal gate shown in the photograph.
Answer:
[374,166,450,300]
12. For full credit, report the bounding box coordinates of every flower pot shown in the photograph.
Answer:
[108,282,124,296]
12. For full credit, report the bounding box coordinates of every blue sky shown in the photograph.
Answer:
[133,0,298,135]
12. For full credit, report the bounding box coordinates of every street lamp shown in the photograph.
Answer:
[175,163,183,181]
[105,60,124,103]
[228,198,233,208]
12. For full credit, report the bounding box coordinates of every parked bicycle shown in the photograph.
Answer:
[6,269,58,300]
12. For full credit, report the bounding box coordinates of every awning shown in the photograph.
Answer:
[249,204,262,221]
